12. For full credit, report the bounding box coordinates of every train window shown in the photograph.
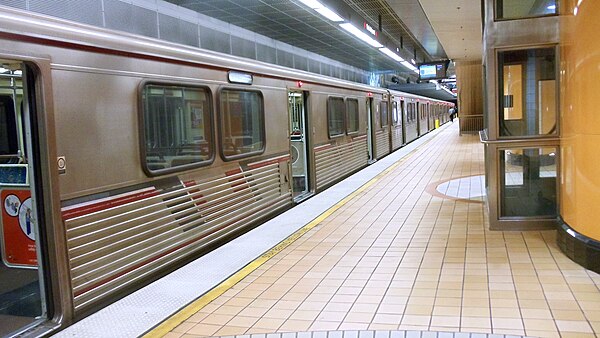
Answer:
[392,101,398,125]
[141,84,213,175]
[328,97,345,138]
[219,89,265,160]
[346,98,359,134]
[0,96,19,163]
[380,101,388,127]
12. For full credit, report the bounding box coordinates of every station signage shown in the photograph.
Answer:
[364,22,378,37]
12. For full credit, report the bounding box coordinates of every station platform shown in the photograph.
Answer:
[57,122,600,338]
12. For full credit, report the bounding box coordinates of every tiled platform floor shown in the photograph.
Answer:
[165,123,600,338]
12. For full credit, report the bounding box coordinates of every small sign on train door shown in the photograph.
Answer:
[1,188,37,267]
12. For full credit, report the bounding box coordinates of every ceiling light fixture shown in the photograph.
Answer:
[314,6,344,22]
[339,23,383,48]
[401,60,418,73]
[297,0,344,22]
[379,47,404,62]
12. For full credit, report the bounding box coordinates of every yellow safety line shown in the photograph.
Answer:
[143,128,443,338]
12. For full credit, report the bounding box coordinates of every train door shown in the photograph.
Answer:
[288,91,312,202]
[366,97,374,162]
[0,61,46,336]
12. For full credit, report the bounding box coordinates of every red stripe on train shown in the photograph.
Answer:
[247,155,290,169]
[62,189,159,221]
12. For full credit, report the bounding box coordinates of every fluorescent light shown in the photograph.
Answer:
[411,59,416,64]
[379,47,404,62]
[401,61,418,71]
[547,4,556,10]
[339,23,383,48]
[297,0,322,9]
[297,0,344,22]
[314,6,344,22]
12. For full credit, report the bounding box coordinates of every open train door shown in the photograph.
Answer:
[366,97,375,163]
[0,61,47,336]
[288,90,313,202]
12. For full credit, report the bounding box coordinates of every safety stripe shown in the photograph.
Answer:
[142,131,439,338]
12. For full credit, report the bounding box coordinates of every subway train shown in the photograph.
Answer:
[0,6,453,333]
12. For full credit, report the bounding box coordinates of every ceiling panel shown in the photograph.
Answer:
[418,0,482,61]
[166,0,441,76]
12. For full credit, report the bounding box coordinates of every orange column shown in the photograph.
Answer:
[560,0,600,241]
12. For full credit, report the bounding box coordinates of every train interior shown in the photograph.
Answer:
[0,61,44,336]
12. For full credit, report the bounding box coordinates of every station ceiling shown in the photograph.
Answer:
[166,0,481,98]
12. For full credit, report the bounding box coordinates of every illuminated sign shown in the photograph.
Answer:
[363,22,378,37]
[228,71,253,85]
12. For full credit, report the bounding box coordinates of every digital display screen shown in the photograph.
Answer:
[0,165,28,185]
[419,62,448,80]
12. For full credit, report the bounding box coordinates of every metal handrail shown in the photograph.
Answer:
[479,130,560,145]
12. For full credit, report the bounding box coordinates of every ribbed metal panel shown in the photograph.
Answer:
[294,55,308,72]
[0,0,26,10]
[391,125,403,150]
[276,49,294,68]
[256,43,277,64]
[375,130,390,159]
[199,26,231,54]
[314,137,368,190]
[64,163,290,312]
[104,0,159,38]
[159,13,199,47]
[29,0,102,26]
[321,63,331,77]
[231,35,256,59]
[308,59,320,74]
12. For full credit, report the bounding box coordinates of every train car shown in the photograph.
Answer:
[0,6,452,336]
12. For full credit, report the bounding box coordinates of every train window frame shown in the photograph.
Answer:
[327,96,345,139]
[346,98,359,135]
[380,101,389,128]
[138,81,215,177]
[217,87,266,161]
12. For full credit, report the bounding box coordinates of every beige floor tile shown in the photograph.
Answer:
[213,325,248,336]
[430,315,460,327]
[252,317,286,330]
[160,129,600,338]
[372,313,402,325]
[226,315,260,327]
[309,320,341,331]
[338,322,370,330]
[523,318,557,331]
[492,317,524,329]
[401,314,431,326]
[555,320,594,333]
[171,322,194,334]
[201,313,234,326]
[185,323,221,336]
[461,316,491,328]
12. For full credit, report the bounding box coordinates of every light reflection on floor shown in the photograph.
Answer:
[432,175,485,203]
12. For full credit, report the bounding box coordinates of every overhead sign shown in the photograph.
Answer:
[363,22,378,37]
[1,188,37,268]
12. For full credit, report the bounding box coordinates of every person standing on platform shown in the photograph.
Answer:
[449,106,455,122]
